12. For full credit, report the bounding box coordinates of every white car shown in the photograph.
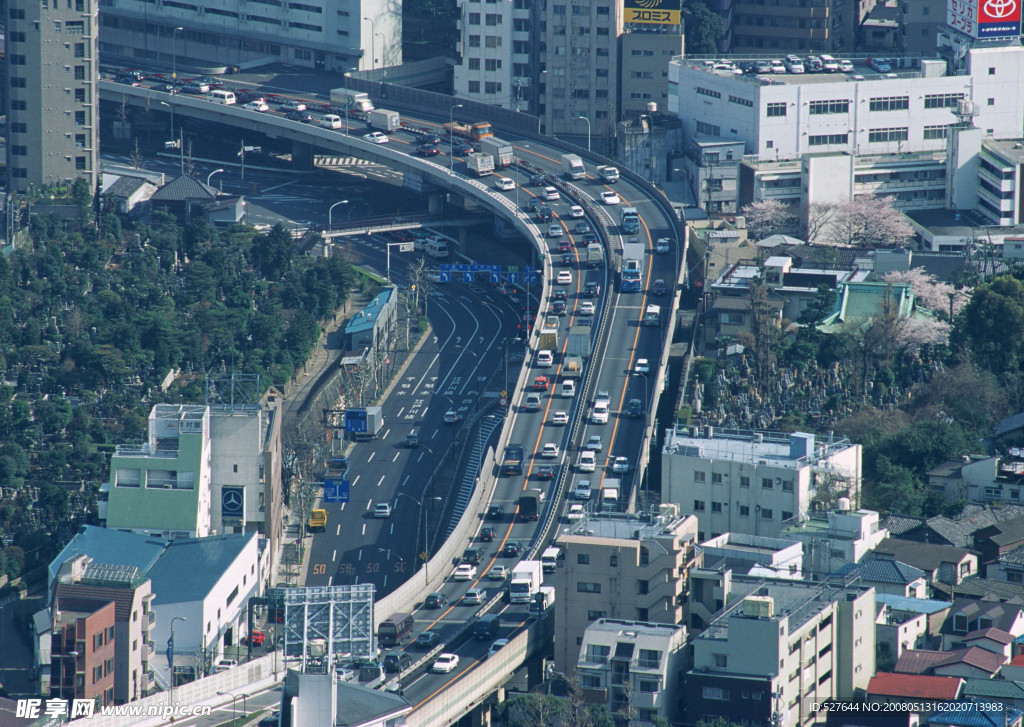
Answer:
[557,271,573,285]
[769,59,786,74]
[544,186,560,201]
[541,442,559,458]
[495,177,516,191]
[244,100,270,112]
[579,301,595,315]
[569,205,585,218]
[373,503,392,518]
[819,54,840,72]
[600,191,620,205]
[574,480,592,500]
[280,100,307,111]
[432,653,460,673]
[784,55,805,73]
[536,350,554,367]
[463,588,486,605]
[552,410,569,425]
[548,224,564,238]
[868,57,891,73]
[560,380,576,398]
[584,434,604,452]
[635,358,650,374]
[362,132,389,144]
[488,565,509,580]
[612,456,629,473]
[567,504,585,521]
[838,59,855,73]
[453,564,477,581]
[487,639,510,658]
[577,450,596,473]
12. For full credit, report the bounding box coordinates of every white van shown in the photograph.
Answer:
[425,239,449,258]
[320,114,343,129]
[536,350,553,367]
[209,89,237,105]
[541,547,560,573]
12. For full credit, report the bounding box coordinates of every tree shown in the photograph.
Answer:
[825,195,912,248]
[684,0,724,55]
[493,693,567,727]
[741,199,795,240]
[955,275,1024,375]
[884,268,973,321]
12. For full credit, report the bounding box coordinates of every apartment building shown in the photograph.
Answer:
[6,0,99,193]
[661,428,862,540]
[686,577,876,727]
[782,508,888,578]
[706,0,875,54]
[700,532,804,579]
[96,0,397,72]
[577,619,688,726]
[51,597,117,707]
[928,450,1024,504]
[50,555,155,703]
[553,511,700,673]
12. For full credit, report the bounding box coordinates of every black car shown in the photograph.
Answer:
[463,547,481,565]
[413,631,442,648]
[561,253,574,266]
[424,592,449,609]
[527,197,545,211]
[536,465,555,480]
[383,652,413,673]
[286,109,314,123]
[537,205,553,222]
[502,541,522,557]
[257,713,280,727]
[583,281,601,298]
[577,317,592,327]
[419,134,443,145]
[418,143,441,157]
[531,173,548,186]
[480,526,496,542]
[453,141,475,155]
[626,398,644,419]
[552,288,568,302]
[551,301,566,315]
[487,504,503,521]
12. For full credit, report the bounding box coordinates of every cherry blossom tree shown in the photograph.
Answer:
[884,269,973,321]
[825,195,913,248]
[740,199,796,239]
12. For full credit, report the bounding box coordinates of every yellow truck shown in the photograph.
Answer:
[309,509,327,532]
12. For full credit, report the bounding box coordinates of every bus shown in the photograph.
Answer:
[621,207,640,235]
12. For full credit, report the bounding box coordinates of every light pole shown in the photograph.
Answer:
[206,168,224,188]
[328,200,349,231]
[363,17,376,69]
[376,32,386,67]
[217,691,247,722]
[577,115,591,152]
[59,649,79,705]
[168,616,186,705]
[449,103,463,172]
[397,493,442,582]
[170,26,184,139]
[385,240,412,283]
[340,67,358,134]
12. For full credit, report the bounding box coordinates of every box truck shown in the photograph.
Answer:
[643,304,661,326]
[586,242,604,269]
[518,489,546,521]
[561,154,585,180]
[510,561,542,604]
[601,479,621,512]
[368,109,400,132]
[330,89,374,113]
[540,547,560,573]
[480,137,514,168]
[467,152,495,177]
[529,586,556,616]
[539,327,559,352]
[566,326,592,359]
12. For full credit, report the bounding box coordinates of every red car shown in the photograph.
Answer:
[243,630,266,646]
[533,376,550,391]
[558,240,572,253]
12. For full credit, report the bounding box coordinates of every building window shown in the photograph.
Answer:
[766,102,787,117]
[638,580,648,595]
[75,111,87,126]
[468,35,480,47]
[712,473,723,484]
[782,480,793,492]
[924,93,964,109]
[869,96,909,111]
[868,127,908,143]
[761,478,773,489]
[577,553,590,565]
[739,505,750,516]
[740,476,750,488]
[468,12,480,23]
[808,99,850,115]
[10,77,26,89]
[588,610,607,619]
[729,95,753,107]
[10,146,27,157]
[609,554,617,567]
[639,679,659,693]
[485,35,501,47]
[808,133,849,146]
[923,125,949,140]
[485,13,501,24]
[75,88,87,103]
[577,582,601,593]
[638,649,662,668]
[703,686,729,699]
[75,156,87,170]
[485,58,501,71]
[711,502,723,513]
[468,81,480,93]
[74,66,86,80]
[696,87,721,99]
[9,55,26,66]
[695,121,720,136]
[694,500,706,512]
[988,98,995,106]
[468,58,480,70]
[694,471,706,483]
[952,614,968,633]
[1008,571,1023,583]
[761,508,773,519]
[586,644,610,661]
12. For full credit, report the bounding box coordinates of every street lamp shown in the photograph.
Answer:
[396,493,442,581]
[59,649,79,704]
[341,67,358,135]
[217,691,248,722]
[363,17,376,69]
[171,26,184,86]
[577,115,591,152]
[168,616,186,706]
[376,32,386,67]
[328,200,349,231]
[206,168,224,188]
[449,103,463,172]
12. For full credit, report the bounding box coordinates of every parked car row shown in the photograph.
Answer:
[714,55,857,76]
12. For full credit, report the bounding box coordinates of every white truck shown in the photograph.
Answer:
[541,546,560,573]
[643,304,661,326]
[529,586,556,616]
[467,152,495,177]
[601,479,621,512]
[330,89,374,113]
[509,560,542,604]
[585,242,604,269]
[561,154,585,180]
[566,326,592,359]
[598,165,620,183]
[367,109,400,132]
[480,137,514,168]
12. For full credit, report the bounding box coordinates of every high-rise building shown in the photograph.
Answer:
[6,0,99,193]
[707,0,876,54]
[96,0,398,73]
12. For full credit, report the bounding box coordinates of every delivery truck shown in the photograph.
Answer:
[443,120,494,140]
[563,355,584,378]
[480,137,514,168]
[518,489,546,521]
[541,547,560,573]
[601,479,621,512]
[467,152,495,177]
[586,242,604,269]
[643,304,661,326]
[561,154,585,180]
[346,406,384,440]
[367,109,400,132]
[539,327,559,352]
[502,443,525,475]
[621,238,645,293]
[510,560,542,604]
[330,89,374,113]
[529,586,556,616]
[566,326,592,359]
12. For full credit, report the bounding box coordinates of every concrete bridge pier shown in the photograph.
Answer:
[428,192,445,215]
[292,140,315,170]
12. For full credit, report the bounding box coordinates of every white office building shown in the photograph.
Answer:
[782,508,889,579]
[661,428,862,540]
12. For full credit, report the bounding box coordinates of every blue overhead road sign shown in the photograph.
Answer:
[507,273,520,284]
[324,478,350,503]
[490,271,501,283]
[344,409,368,433]
[439,271,451,282]
[463,273,474,283]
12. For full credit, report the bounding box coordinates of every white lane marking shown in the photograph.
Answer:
[401,475,410,489]
[358,545,363,558]
[431,430,439,440]
[336,524,341,535]
[397,407,405,417]
[366,500,373,510]
[382,428,390,439]
[352,475,361,486]
[377,475,385,488]
[418,451,425,461]
[368,452,375,463]
[332,549,337,562]
[340,502,346,511]
[390,523,395,535]
[393,451,400,462]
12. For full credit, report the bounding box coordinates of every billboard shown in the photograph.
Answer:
[947,0,1021,38]
[624,0,682,25]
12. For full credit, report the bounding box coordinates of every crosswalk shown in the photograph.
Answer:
[445,413,505,538]
[315,156,383,167]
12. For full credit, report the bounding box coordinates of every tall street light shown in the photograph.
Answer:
[328,199,349,231]
[217,691,248,722]
[169,26,184,141]
[577,115,591,152]
[168,616,187,707]
[363,17,376,69]
[206,168,224,188]
[449,103,463,172]
[376,32,386,67]
[397,493,442,581]
[341,67,358,134]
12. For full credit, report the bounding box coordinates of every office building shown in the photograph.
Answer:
[661,428,862,540]
[6,0,99,193]
[97,0,397,73]
[553,511,700,673]
[706,0,875,54]
[685,576,876,727]
[577,619,688,726]
[782,508,888,578]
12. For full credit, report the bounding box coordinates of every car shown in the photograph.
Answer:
[784,55,805,73]
[838,59,855,73]
[373,503,392,518]
[579,301,596,315]
[560,253,574,266]
[567,504,585,522]
[418,143,441,156]
[626,398,644,419]
[480,526,496,542]
[558,239,572,253]
[753,60,772,74]
[769,59,786,74]
[383,652,413,674]
[405,432,420,447]
[257,712,281,727]
[424,592,449,609]
[536,350,553,367]
[557,271,573,285]
[568,205,585,218]
[553,288,568,302]
[577,316,592,328]
[656,237,672,254]
[635,358,651,374]
[577,450,596,472]
[531,173,548,186]
[574,222,591,235]
[414,630,441,649]
[453,141,475,155]
[487,504,503,521]
[489,565,509,580]
[653,279,668,295]
[432,653,460,673]
[462,547,481,565]
[551,300,567,315]
[536,465,555,480]
[496,177,516,191]
[537,205,553,222]
[363,132,389,144]
[612,456,629,473]
[805,55,823,73]
[182,82,211,94]
[117,74,143,86]
[868,57,891,72]
[487,639,510,658]
[820,54,840,72]
[533,376,551,391]
[443,409,461,424]
[583,281,601,298]
[574,480,593,500]
[453,564,477,581]
[544,186,560,201]
[552,410,569,425]
[600,191,620,205]
[584,435,604,452]
[595,390,611,407]
[548,224,564,238]
[244,100,270,112]
[527,196,545,211]
[280,99,307,112]
[286,109,314,123]
[463,588,486,605]
[419,134,443,145]
[502,541,522,557]
[541,442,559,458]
[242,630,266,646]
[151,82,179,94]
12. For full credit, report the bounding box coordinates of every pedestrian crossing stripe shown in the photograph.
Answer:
[314,156,384,167]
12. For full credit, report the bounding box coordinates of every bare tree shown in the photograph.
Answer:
[797,202,836,244]
[184,138,196,177]
[130,138,145,170]
[739,281,781,391]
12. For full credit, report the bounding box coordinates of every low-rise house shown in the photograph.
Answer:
[102,174,158,215]
[927,450,1024,506]
[896,646,1006,679]
[931,576,1024,602]
[961,627,1014,658]
[974,518,1024,575]
[940,599,1024,651]
[884,504,1024,548]
[832,559,927,598]
[961,678,1024,712]
[992,546,1024,584]
[782,508,888,579]
[876,594,952,655]
[869,539,978,586]
[926,702,1023,727]
[866,672,962,711]
[999,654,1024,681]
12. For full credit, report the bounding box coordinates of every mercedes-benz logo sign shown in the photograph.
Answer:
[984,0,1017,19]
[222,489,243,511]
